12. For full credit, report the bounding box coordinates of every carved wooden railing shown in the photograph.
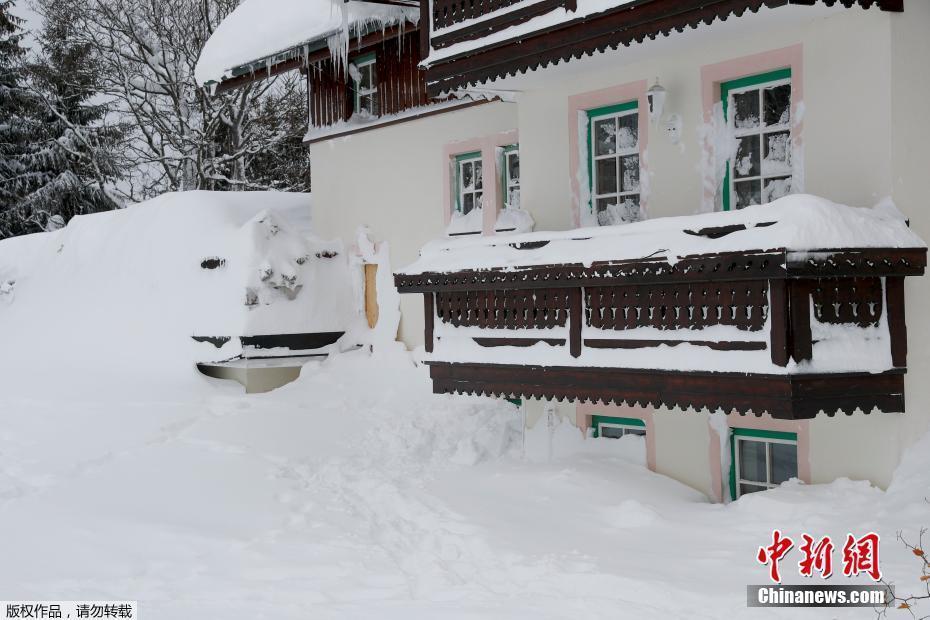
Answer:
[395,247,926,420]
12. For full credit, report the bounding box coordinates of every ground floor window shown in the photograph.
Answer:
[592,415,646,438]
[730,428,797,499]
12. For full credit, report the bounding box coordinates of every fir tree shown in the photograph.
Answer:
[0,0,44,237]
[0,0,123,238]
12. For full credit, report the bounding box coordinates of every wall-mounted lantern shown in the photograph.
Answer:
[647,78,666,126]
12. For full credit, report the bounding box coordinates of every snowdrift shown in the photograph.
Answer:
[0,191,356,399]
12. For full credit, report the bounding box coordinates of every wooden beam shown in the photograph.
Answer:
[788,280,813,364]
[886,276,908,367]
[424,293,435,353]
[569,287,582,358]
[426,362,907,419]
[769,279,789,366]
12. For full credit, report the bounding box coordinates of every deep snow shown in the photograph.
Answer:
[0,348,929,618]
[1,193,929,618]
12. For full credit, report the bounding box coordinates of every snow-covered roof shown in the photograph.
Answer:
[196,0,418,86]
[400,195,927,275]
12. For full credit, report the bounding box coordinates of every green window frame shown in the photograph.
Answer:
[729,427,798,500]
[592,415,646,439]
[586,100,641,226]
[501,144,520,210]
[352,52,378,116]
[454,151,483,215]
[721,68,792,211]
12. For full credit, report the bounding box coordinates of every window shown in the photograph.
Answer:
[455,152,483,215]
[502,145,520,209]
[587,101,641,226]
[730,428,798,499]
[592,415,646,439]
[352,54,378,117]
[722,69,793,210]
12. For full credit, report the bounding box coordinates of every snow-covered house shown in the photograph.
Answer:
[197,0,525,343]
[199,0,930,502]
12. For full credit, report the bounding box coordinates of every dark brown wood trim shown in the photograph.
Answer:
[787,280,813,363]
[424,0,903,95]
[424,293,435,353]
[303,98,490,145]
[426,362,906,419]
[240,332,345,350]
[569,287,582,358]
[769,279,789,366]
[395,249,926,293]
[584,338,766,351]
[886,276,907,367]
[473,337,566,347]
[419,0,431,58]
[786,248,927,278]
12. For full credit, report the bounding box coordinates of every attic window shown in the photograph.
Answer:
[353,54,378,117]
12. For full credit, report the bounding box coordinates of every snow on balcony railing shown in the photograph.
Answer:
[394,195,927,419]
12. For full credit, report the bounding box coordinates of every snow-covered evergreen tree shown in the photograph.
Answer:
[0,0,123,238]
[0,0,45,237]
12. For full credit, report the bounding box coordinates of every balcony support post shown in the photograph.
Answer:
[569,286,582,358]
[769,279,789,367]
[424,292,435,353]
[788,279,813,364]
[886,276,908,367]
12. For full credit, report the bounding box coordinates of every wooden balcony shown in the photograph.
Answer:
[395,245,926,419]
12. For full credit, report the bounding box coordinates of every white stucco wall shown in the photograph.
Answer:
[514,6,894,229]
[307,101,518,347]
[652,409,715,498]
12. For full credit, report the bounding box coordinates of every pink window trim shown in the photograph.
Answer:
[700,44,804,211]
[707,415,811,503]
[576,402,656,472]
[442,130,519,236]
[568,79,649,228]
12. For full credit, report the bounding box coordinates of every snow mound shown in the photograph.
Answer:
[402,194,927,275]
[0,191,356,399]
[196,0,417,86]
